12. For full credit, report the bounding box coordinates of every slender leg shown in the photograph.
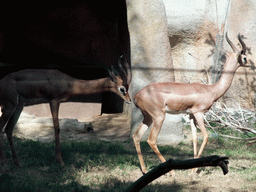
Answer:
[4,101,24,166]
[190,114,199,173]
[147,115,166,163]
[190,114,197,158]
[146,113,168,169]
[147,114,175,176]
[194,112,208,158]
[132,112,152,174]
[0,103,16,165]
[49,100,64,166]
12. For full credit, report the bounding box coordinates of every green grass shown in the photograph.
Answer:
[0,138,140,192]
[0,135,256,191]
[13,138,138,168]
[205,123,256,159]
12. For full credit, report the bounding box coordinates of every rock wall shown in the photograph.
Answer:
[127,0,184,144]
[163,0,256,108]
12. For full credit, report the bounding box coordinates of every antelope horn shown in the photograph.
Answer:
[118,55,132,84]
[226,32,238,53]
[238,33,246,54]
[118,55,126,75]
[123,57,132,85]
[108,65,118,81]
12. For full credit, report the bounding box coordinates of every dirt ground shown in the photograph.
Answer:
[82,163,256,192]
[12,112,256,191]
[14,112,131,142]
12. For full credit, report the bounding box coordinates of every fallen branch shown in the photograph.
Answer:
[209,110,256,134]
[126,155,229,192]
[204,111,256,141]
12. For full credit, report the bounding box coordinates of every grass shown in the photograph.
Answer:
[0,138,139,192]
[0,134,256,191]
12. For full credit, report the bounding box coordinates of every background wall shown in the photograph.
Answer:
[127,0,184,144]
[163,0,256,108]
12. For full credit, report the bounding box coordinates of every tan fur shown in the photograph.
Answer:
[132,33,249,174]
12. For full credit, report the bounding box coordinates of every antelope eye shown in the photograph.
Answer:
[119,87,127,95]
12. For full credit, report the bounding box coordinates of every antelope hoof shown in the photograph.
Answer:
[191,167,201,174]
[56,158,65,166]
[0,159,6,166]
[167,170,175,177]
[14,160,21,167]
[141,168,148,175]
[59,160,65,167]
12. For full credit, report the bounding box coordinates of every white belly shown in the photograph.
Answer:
[164,105,191,115]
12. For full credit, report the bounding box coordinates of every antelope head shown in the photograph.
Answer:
[108,55,132,104]
[226,32,250,67]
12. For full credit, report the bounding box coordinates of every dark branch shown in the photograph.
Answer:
[126,155,229,192]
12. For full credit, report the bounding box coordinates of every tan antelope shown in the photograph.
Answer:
[0,55,131,166]
[133,33,249,174]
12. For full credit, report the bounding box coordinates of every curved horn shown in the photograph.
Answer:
[124,57,132,85]
[238,33,246,54]
[226,32,238,53]
[118,55,132,84]
[118,55,126,75]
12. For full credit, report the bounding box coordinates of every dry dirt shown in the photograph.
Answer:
[14,112,131,142]
[12,112,256,191]
[80,164,256,192]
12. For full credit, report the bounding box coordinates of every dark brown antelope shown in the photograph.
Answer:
[0,55,132,166]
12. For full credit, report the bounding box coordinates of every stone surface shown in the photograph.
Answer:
[127,0,184,144]
[14,112,131,143]
[163,0,256,108]
[23,102,101,122]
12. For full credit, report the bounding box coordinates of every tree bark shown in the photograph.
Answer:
[126,155,229,192]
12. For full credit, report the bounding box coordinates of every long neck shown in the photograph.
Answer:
[211,53,239,101]
[71,77,115,95]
